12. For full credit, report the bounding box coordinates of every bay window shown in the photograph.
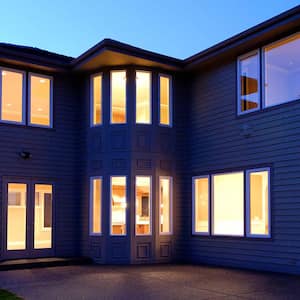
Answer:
[111,71,126,124]
[136,71,151,124]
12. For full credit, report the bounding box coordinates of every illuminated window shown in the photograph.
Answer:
[212,172,244,236]
[111,176,126,235]
[135,176,151,235]
[29,73,52,127]
[0,68,25,123]
[159,74,172,126]
[7,183,27,250]
[192,176,209,234]
[237,51,260,114]
[34,184,53,249]
[136,71,151,124]
[90,177,102,235]
[159,176,172,234]
[91,74,102,125]
[111,71,126,124]
[247,169,270,237]
[264,33,300,107]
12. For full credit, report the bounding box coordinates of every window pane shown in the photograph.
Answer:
[92,75,102,125]
[1,70,24,123]
[135,176,151,235]
[34,184,52,249]
[30,75,51,126]
[239,53,260,113]
[111,71,126,123]
[136,71,151,124]
[264,33,300,107]
[249,170,269,235]
[159,177,172,234]
[7,183,27,250]
[213,172,244,236]
[91,178,102,234]
[193,177,209,234]
[159,75,171,125]
[111,177,126,235]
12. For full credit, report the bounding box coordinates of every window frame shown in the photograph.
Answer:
[28,72,53,128]
[0,66,26,125]
[192,175,210,236]
[262,32,300,109]
[90,73,103,127]
[246,168,271,238]
[89,176,102,236]
[135,175,152,236]
[158,73,173,127]
[237,49,261,116]
[110,175,127,236]
[159,176,173,235]
[110,70,127,125]
[135,70,152,125]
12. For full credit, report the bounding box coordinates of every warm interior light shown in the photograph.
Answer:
[160,75,170,125]
[136,71,151,124]
[160,178,171,233]
[92,178,101,234]
[111,71,126,123]
[2,71,7,76]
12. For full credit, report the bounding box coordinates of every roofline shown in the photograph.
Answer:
[184,4,300,65]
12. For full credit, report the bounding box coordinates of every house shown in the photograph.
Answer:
[0,5,299,274]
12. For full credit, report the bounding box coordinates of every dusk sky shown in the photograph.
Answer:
[0,0,299,58]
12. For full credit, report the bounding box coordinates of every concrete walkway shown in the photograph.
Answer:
[0,264,299,299]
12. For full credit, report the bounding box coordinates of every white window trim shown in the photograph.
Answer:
[246,168,271,238]
[135,70,152,125]
[262,32,300,109]
[110,175,127,236]
[135,176,152,236]
[237,49,261,116]
[0,67,26,125]
[28,72,53,128]
[192,175,210,236]
[211,171,245,237]
[158,73,173,127]
[89,176,102,236]
[159,176,173,235]
[90,73,103,127]
[110,70,127,125]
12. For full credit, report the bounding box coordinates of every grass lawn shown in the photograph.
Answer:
[0,289,22,299]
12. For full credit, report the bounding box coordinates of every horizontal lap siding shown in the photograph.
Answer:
[0,73,80,257]
[182,60,300,274]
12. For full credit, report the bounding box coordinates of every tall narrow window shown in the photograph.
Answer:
[91,74,102,125]
[0,68,25,123]
[238,51,260,114]
[29,74,52,127]
[264,33,300,107]
[90,177,102,235]
[135,176,151,235]
[7,183,27,250]
[247,169,270,237]
[193,176,209,234]
[159,74,172,126]
[212,172,244,236]
[111,176,126,235]
[111,71,126,124]
[136,71,151,124]
[159,176,172,234]
[34,184,53,249]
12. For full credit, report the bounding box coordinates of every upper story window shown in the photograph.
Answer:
[111,70,126,124]
[159,74,172,126]
[90,73,102,126]
[136,71,151,124]
[29,73,53,127]
[0,68,25,124]
[238,32,300,115]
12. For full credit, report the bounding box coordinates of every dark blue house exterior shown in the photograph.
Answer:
[0,6,299,274]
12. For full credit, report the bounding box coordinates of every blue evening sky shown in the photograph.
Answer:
[0,0,299,59]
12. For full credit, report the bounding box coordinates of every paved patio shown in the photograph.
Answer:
[0,264,299,300]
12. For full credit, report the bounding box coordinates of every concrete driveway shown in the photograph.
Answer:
[0,264,299,300]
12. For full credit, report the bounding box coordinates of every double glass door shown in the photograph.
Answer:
[4,179,53,258]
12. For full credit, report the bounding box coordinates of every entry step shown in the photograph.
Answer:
[0,257,92,271]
